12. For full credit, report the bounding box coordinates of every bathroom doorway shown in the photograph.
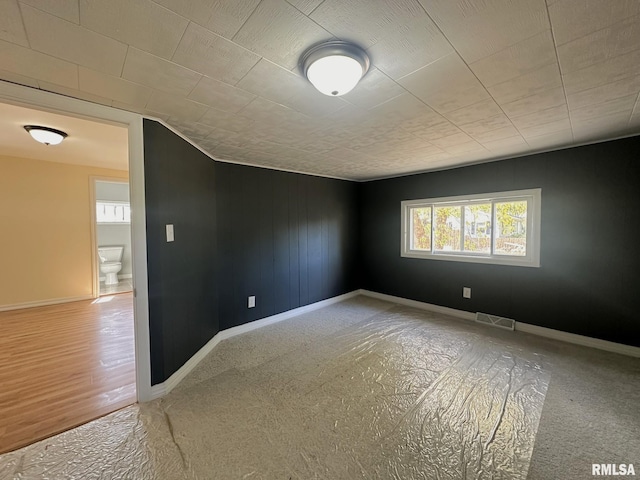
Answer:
[91,179,133,296]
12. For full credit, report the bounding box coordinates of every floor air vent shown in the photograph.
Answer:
[475,312,515,331]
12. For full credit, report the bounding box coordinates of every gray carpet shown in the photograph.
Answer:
[1,295,638,479]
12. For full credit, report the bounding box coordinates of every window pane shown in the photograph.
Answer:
[434,206,461,251]
[410,207,432,251]
[464,203,491,253]
[494,200,527,256]
[97,202,131,223]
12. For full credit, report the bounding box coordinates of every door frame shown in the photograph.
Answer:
[0,80,152,402]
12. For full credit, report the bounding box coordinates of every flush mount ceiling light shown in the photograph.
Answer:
[24,125,68,145]
[302,41,370,97]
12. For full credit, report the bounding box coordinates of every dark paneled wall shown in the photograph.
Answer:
[144,121,359,383]
[360,137,640,347]
[144,120,218,384]
[216,162,359,331]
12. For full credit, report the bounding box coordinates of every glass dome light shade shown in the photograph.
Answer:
[302,41,370,97]
[306,55,365,97]
[24,125,68,145]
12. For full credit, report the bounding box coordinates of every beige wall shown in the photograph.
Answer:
[0,154,128,307]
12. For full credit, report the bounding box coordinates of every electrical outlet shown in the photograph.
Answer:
[463,287,471,299]
[248,296,256,308]
[166,224,174,242]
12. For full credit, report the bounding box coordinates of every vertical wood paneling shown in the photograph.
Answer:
[143,120,218,384]
[215,163,358,331]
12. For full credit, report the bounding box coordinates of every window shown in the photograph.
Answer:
[401,189,541,267]
[97,201,131,224]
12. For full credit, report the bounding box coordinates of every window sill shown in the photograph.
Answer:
[401,251,540,268]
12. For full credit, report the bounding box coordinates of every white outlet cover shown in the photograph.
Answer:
[248,296,256,308]
[166,224,174,242]
[463,287,471,299]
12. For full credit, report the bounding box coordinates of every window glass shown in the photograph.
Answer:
[464,203,491,254]
[410,207,432,251]
[494,201,527,256]
[434,206,461,252]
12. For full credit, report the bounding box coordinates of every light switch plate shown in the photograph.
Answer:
[166,224,174,242]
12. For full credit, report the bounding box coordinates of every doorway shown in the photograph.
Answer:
[92,179,134,296]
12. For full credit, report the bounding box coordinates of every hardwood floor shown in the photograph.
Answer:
[0,293,136,454]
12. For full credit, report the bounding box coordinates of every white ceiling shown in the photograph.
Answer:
[0,102,128,170]
[1,0,639,180]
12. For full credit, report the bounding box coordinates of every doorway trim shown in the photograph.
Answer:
[0,80,152,402]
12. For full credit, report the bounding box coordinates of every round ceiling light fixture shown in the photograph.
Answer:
[24,125,68,145]
[302,41,370,97]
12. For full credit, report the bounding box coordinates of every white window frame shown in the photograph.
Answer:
[401,188,541,268]
[96,200,131,224]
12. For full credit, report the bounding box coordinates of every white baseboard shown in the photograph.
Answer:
[359,290,640,358]
[150,290,361,400]
[0,295,94,312]
[358,289,476,321]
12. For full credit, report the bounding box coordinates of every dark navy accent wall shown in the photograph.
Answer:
[216,162,359,331]
[360,137,640,347]
[144,119,218,385]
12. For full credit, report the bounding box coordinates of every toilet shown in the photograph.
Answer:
[98,245,124,285]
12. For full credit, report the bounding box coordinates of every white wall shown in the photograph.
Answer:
[96,180,132,278]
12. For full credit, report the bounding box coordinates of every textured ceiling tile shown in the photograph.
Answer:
[153,0,260,39]
[310,0,426,49]
[0,0,28,46]
[481,135,528,151]
[79,0,189,59]
[517,118,571,138]
[570,94,636,122]
[21,4,127,76]
[233,0,330,70]
[457,114,515,136]
[557,16,640,75]
[166,118,215,139]
[366,15,453,80]
[199,106,254,132]
[563,49,640,95]
[145,90,209,122]
[38,80,113,106]
[188,76,256,113]
[172,22,260,84]
[285,0,324,15]
[406,119,462,141]
[0,39,78,88]
[444,99,504,125]
[237,59,346,116]
[549,0,640,46]
[79,67,152,108]
[21,0,79,23]
[469,30,556,87]
[501,86,566,118]
[442,140,487,155]
[510,104,569,129]
[487,63,562,104]
[419,0,549,63]
[567,75,640,110]
[430,131,474,148]
[464,123,520,143]
[524,129,573,147]
[122,48,202,97]
[342,69,405,110]
[628,113,640,128]
[572,112,631,139]
[0,68,39,88]
[398,53,491,113]
[368,92,440,123]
